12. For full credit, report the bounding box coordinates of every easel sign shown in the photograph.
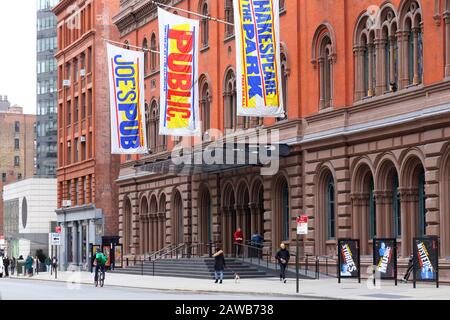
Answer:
[337,239,361,283]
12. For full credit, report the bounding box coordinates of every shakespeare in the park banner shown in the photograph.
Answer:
[107,44,148,154]
[233,0,285,118]
[158,8,200,136]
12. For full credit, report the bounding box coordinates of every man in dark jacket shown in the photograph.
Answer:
[275,243,290,283]
[3,256,10,277]
[213,248,226,284]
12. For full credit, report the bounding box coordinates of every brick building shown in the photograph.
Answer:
[113,0,450,280]
[53,0,120,270]
[0,96,36,238]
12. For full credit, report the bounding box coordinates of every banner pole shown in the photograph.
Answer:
[296,233,299,293]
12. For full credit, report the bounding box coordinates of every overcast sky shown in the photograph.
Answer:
[0,1,37,114]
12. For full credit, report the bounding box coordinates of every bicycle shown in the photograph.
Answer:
[95,267,105,287]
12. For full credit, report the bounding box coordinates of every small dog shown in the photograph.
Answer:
[234,273,240,283]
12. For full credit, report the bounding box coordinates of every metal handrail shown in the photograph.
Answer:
[147,244,176,261]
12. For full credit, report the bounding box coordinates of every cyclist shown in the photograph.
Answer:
[94,248,107,286]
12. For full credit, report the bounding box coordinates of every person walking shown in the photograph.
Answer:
[251,231,264,258]
[51,256,58,275]
[233,228,243,257]
[3,256,10,277]
[401,255,414,283]
[10,257,16,275]
[35,256,39,275]
[25,254,33,277]
[45,256,51,272]
[213,248,225,284]
[275,243,290,283]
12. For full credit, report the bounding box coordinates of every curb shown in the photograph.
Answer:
[5,275,342,300]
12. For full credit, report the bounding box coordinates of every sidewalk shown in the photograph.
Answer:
[7,271,450,300]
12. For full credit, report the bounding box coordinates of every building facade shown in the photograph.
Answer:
[113,0,450,280]
[53,0,121,270]
[36,0,59,178]
[2,178,57,259]
[0,97,36,238]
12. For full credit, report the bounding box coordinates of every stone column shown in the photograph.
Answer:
[397,31,409,89]
[375,38,387,95]
[412,27,420,85]
[368,42,375,97]
[59,222,67,271]
[86,175,92,204]
[374,191,391,238]
[71,222,78,265]
[399,188,419,257]
[249,203,257,235]
[318,57,325,108]
[139,216,144,255]
[445,12,450,77]
[152,215,158,252]
[389,35,397,86]
[78,221,83,266]
[351,193,370,254]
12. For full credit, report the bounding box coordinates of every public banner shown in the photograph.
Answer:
[107,43,148,154]
[413,237,439,282]
[158,8,201,136]
[338,239,360,280]
[373,239,397,279]
[233,0,285,117]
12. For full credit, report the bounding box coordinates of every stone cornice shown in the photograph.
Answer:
[113,0,184,37]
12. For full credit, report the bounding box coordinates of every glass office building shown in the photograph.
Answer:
[36,0,59,177]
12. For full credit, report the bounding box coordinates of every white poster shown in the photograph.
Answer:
[107,43,148,154]
[158,8,201,136]
[234,0,285,117]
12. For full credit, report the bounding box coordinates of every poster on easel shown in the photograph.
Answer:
[373,238,397,285]
[413,237,439,288]
[337,239,361,283]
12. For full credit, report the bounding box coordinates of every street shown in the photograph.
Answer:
[0,278,306,300]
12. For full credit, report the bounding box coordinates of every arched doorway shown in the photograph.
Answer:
[149,195,158,252]
[251,179,265,238]
[172,190,184,245]
[316,168,336,255]
[236,182,251,243]
[158,194,167,251]
[123,197,133,255]
[352,163,376,255]
[139,196,148,254]
[273,175,290,251]
[221,183,236,255]
[199,186,213,254]
[400,155,426,256]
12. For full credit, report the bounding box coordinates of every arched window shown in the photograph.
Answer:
[319,36,333,109]
[354,7,399,100]
[201,1,209,48]
[223,69,236,132]
[150,101,158,152]
[225,0,234,37]
[199,77,211,134]
[327,176,336,240]
[392,173,401,238]
[312,25,335,110]
[400,1,423,87]
[150,33,157,72]
[142,38,149,76]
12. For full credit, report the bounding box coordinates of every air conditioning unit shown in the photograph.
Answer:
[62,200,72,207]
[80,69,86,77]
[80,135,86,142]
[67,141,71,147]
[63,79,71,87]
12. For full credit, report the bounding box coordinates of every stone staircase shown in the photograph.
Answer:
[110,257,302,279]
